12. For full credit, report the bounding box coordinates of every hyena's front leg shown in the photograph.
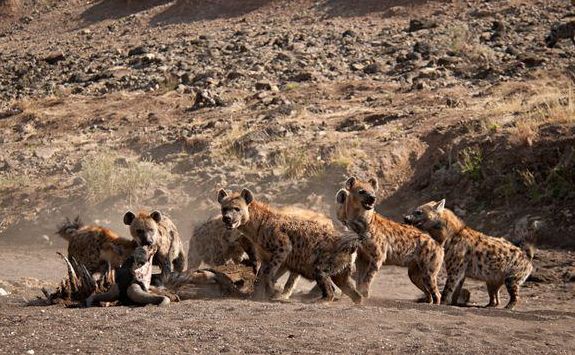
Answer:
[486,281,501,307]
[357,243,384,298]
[255,238,291,300]
[354,251,370,286]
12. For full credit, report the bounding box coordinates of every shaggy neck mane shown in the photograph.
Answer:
[238,200,276,238]
[435,209,466,243]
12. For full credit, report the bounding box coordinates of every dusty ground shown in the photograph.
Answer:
[0,244,574,354]
[1,0,575,353]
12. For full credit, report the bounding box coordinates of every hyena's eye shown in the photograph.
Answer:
[415,210,423,216]
[233,207,240,212]
[358,189,366,195]
[136,229,145,236]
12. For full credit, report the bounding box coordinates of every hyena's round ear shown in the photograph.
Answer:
[335,189,348,204]
[435,199,446,213]
[217,189,228,204]
[240,188,254,205]
[368,177,379,191]
[345,176,357,190]
[150,210,162,223]
[123,211,136,225]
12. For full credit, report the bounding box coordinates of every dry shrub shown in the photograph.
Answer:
[0,172,30,190]
[275,148,323,180]
[80,154,172,204]
[509,119,538,146]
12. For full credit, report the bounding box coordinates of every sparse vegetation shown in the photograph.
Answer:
[457,146,483,181]
[509,118,538,146]
[327,138,366,169]
[0,172,30,190]
[274,148,323,180]
[80,154,173,204]
[284,82,300,91]
[444,23,497,63]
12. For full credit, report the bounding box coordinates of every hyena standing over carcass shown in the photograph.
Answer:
[336,177,444,304]
[217,188,363,304]
[404,199,534,309]
[123,210,186,279]
[57,217,137,275]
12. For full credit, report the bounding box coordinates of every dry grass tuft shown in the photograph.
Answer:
[457,146,483,181]
[0,172,30,190]
[274,148,323,180]
[509,119,538,146]
[80,154,172,204]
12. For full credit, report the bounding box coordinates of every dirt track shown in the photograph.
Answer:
[1,245,574,354]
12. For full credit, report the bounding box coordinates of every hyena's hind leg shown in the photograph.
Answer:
[281,272,300,299]
[408,263,430,303]
[442,263,466,306]
[313,269,336,302]
[331,268,363,305]
[504,277,520,310]
[486,281,502,307]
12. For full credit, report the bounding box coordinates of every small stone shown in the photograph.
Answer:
[255,82,273,91]
[114,157,129,168]
[0,288,8,296]
[44,51,65,65]
[418,67,440,79]
[71,176,86,186]
[407,19,437,32]
[26,350,34,355]
[289,72,313,82]
[342,29,356,38]
[154,188,168,197]
[363,63,381,74]
[128,46,147,56]
[34,147,56,159]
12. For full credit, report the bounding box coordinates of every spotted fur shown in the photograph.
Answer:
[337,177,444,304]
[217,188,363,304]
[57,217,137,275]
[123,210,186,278]
[404,200,534,309]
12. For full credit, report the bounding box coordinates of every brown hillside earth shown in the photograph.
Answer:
[0,0,574,353]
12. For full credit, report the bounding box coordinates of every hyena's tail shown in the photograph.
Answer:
[56,216,83,241]
[334,232,365,254]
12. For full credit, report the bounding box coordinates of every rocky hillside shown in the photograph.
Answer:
[0,0,574,249]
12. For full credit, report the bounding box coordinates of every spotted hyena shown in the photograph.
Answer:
[188,207,334,299]
[123,210,186,279]
[404,199,534,309]
[337,177,444,304]
[217,188,362,304]
[57,217,137,275]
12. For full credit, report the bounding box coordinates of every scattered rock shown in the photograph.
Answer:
[363,63,381,74]
[44,51,65,65]
[34,147,57,160]
[189,90,226,111]
[128,46,147,56]
[289,72,314,82]
[407,19,437,32]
